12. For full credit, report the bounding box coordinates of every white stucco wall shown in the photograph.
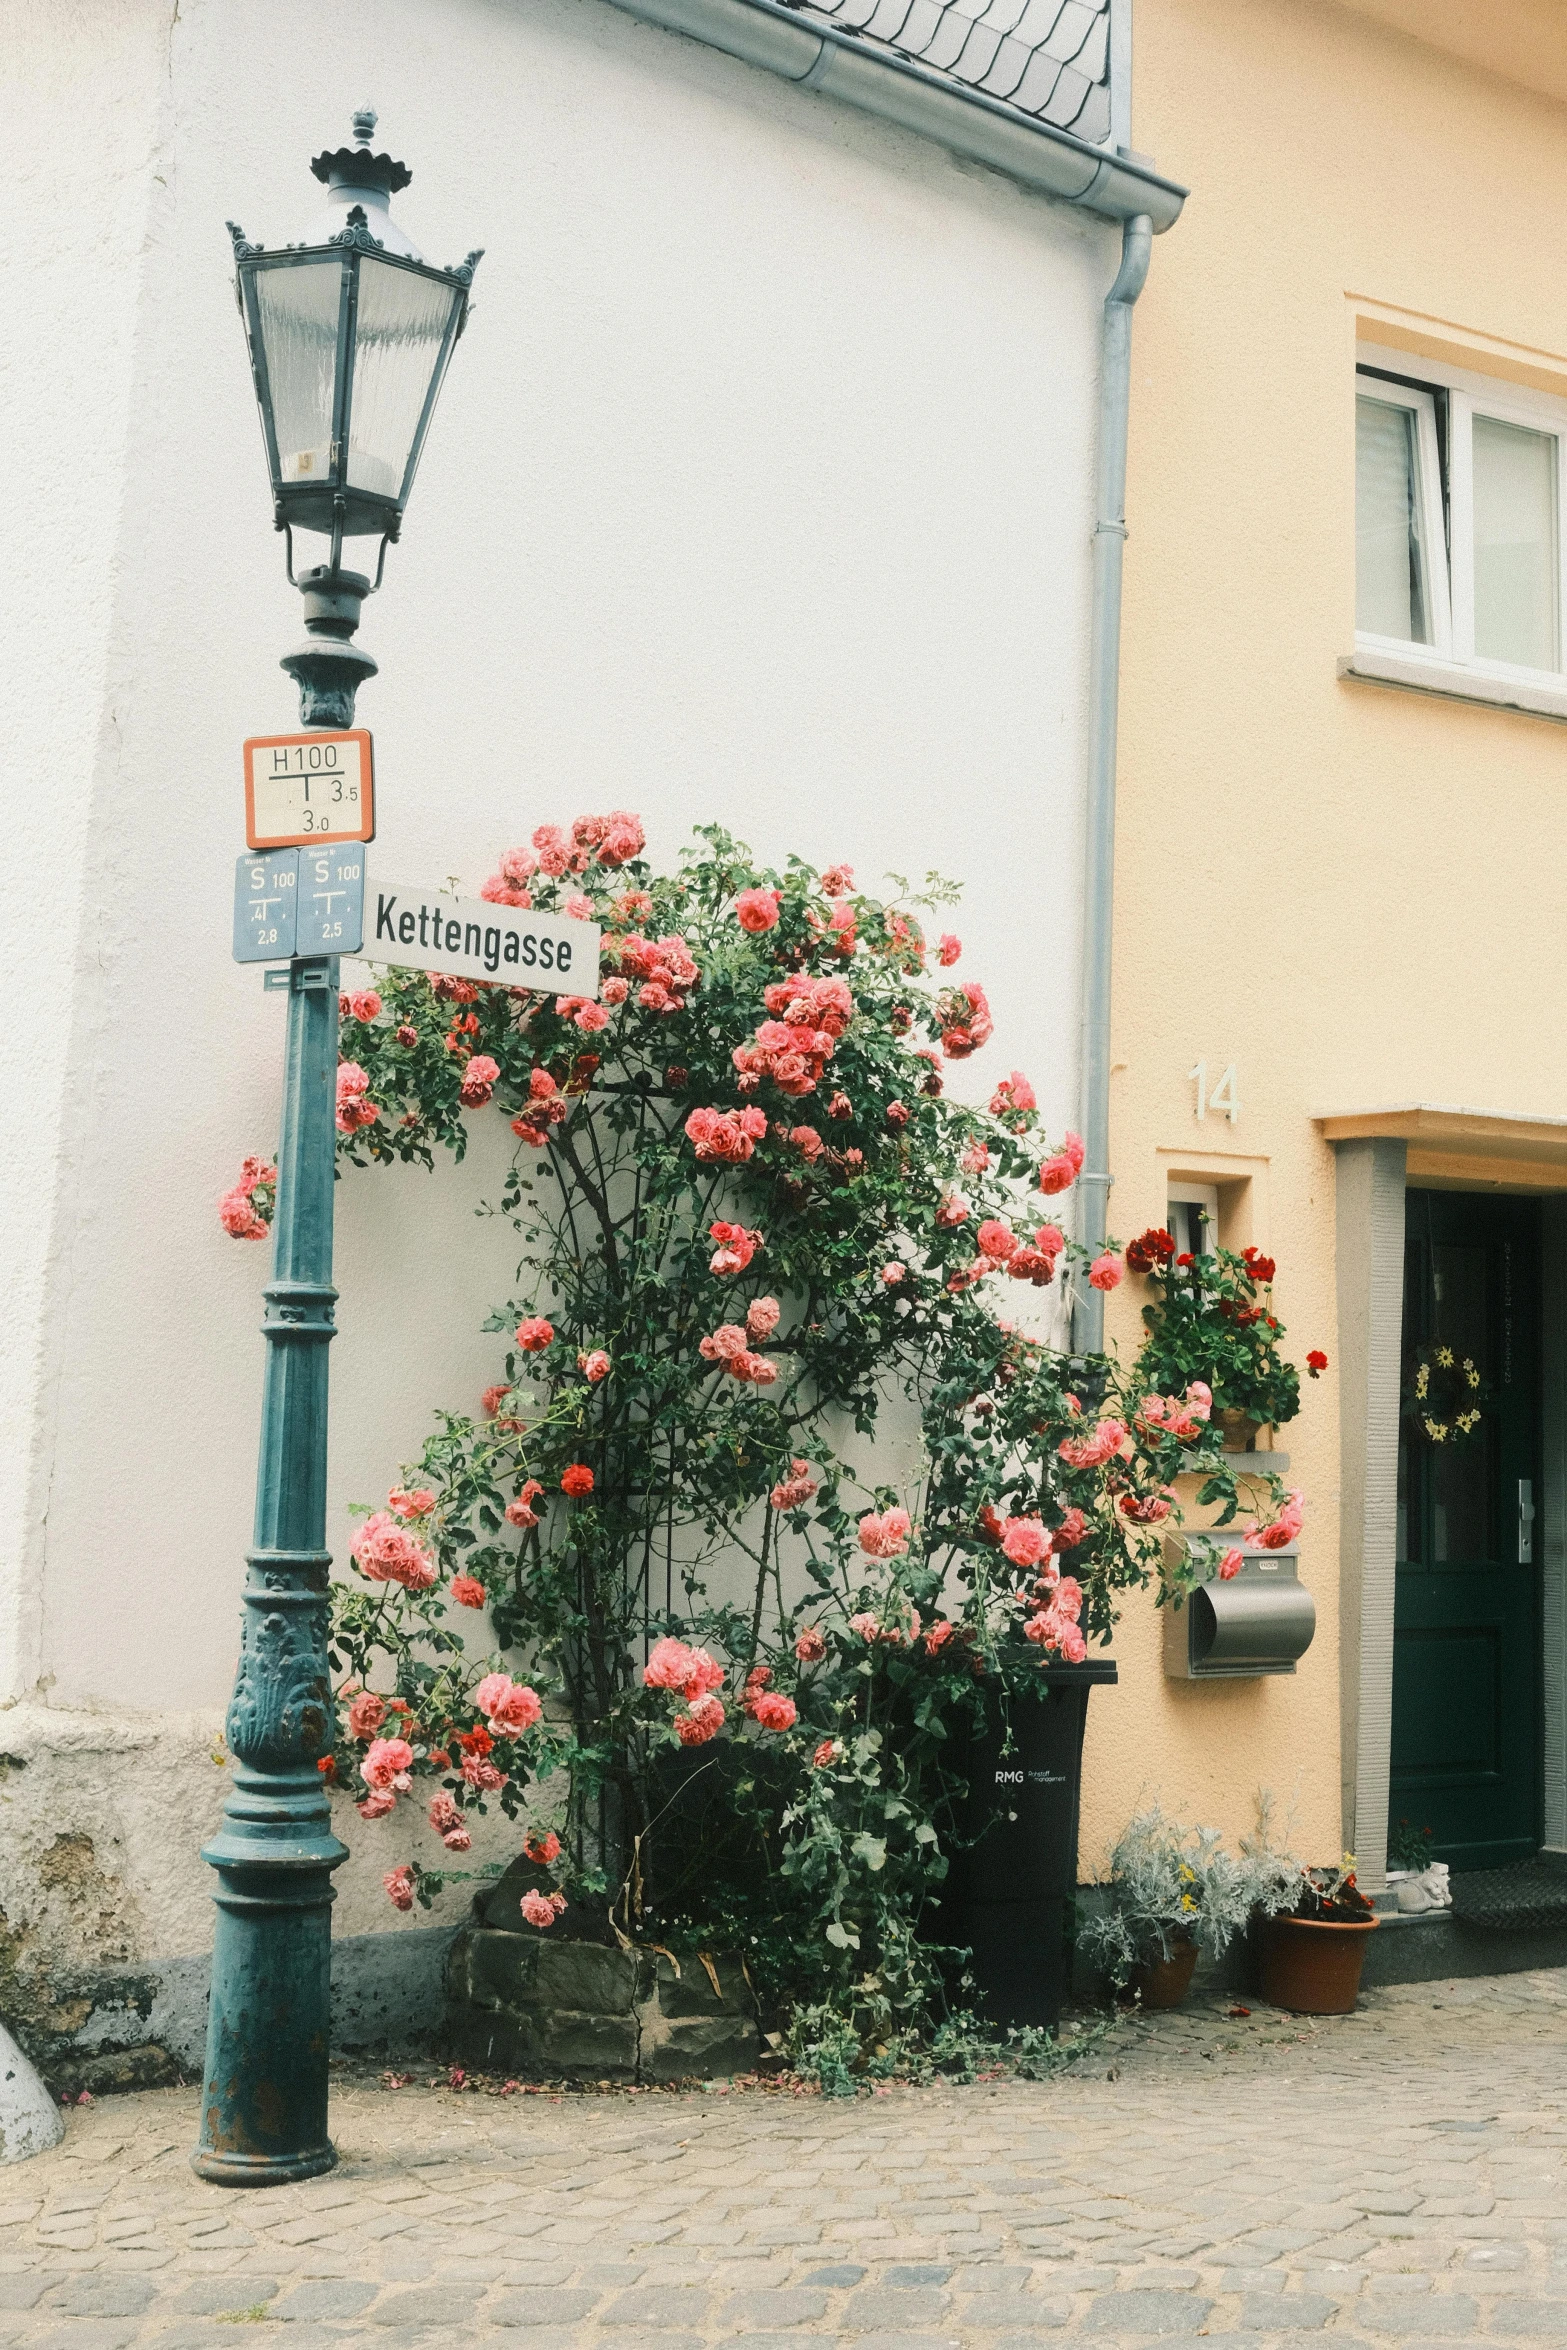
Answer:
[1,0,1111,2038]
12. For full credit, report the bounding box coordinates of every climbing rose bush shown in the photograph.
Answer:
[225,820,1287,2034]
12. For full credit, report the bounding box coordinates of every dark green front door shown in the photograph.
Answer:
[1391,1189,1541,1870]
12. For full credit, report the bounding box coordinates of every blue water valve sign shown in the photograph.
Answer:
[233,852,299,962]
[233,847,365,962]
[297,843,366,954]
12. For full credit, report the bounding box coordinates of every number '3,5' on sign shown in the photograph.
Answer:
[244,729,375,850]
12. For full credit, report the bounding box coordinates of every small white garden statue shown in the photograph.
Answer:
[1388,1860,1452,1914]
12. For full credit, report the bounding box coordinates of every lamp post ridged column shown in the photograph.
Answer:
[196,112,479,2185]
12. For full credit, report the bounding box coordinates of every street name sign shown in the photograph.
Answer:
[233,847,366,963]
[363,881,601,995]
[244,729,375,849]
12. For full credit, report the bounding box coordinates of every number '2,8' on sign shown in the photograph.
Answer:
[243,729,376,850]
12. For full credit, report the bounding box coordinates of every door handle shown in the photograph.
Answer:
[1520,1478,1536,1565]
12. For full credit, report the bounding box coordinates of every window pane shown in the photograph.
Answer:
[1473,414,1558,671]
[1357,396,1432,643]
[346,258,461,506]
[254,260,343,487]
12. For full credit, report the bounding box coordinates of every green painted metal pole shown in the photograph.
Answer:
[194,940,348,2183]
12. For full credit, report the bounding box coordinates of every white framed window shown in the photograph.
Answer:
[1356,342,1567,688]
[1167,1181,1219,1262]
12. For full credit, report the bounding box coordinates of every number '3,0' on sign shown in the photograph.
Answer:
[244,729,375,850]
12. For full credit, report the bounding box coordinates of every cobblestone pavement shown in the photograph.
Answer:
[6,1969,1567,2350]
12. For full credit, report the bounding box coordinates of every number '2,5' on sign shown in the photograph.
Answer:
[244,729,376,851]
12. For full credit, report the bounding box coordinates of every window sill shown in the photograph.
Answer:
[1338,648,1567,724]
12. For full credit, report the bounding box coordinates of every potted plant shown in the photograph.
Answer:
[1078,1804,1275,2008]
[1254,1852,1378,2013]
[1126,1233,1324,1451]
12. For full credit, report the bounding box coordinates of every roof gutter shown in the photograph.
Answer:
[601,0,1188,227]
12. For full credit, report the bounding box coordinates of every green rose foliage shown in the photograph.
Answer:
[311,820,1281,2044]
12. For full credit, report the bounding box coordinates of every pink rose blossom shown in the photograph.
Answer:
[710,1221,763,1275]
[735,887,782,934]
[881,1263,906,1286]
[675,1693,725,1746]
[384,1866,416,1911]
[819,865,855,897]
[351,1512,437,1592]
[580,1349,612,1383]
[751,1691,797,1733]
[989,1071,1037,1118]
[515,1316,555,1352]
[450,1574,486,1609]
[686,1107,766,1165]
[388,1486,436,1520]
[561,1463,594,1498]
[746,1296,781,1340]
[858,1507,912,1559]
[361,1737,415,1792]
[520,1888,560,1928]
[700,1323,749,1365]
[335,1061,378,1133]
[596,811,645,867]
[429,1790,464,1836]
[601,975,629,1005]
[1001,1516,1054,1570]
[462,1755,506,1792]
[505,1479,544,1530]
[358,1789,397,1821]
[1058,1418,1131,1471]
[574,1002,609,1034]
[849,1612,879,1640]
[564,894,594,919]
[524,1829,562,1865]
[794,1626,826,1662]
[1088,1252,1123,1292]
[460,1054,500,1108]
[770,1459,818,1512]
[977,1219,1018,1262]
[346,1691,387,1739]
[1218,1548,1245,1580]
[937,934,962,967]
[1246,1489,1304,1551]
[960,1142,991,1177]
[924,1619,956,1654]
[935,1192,969,1230]
[475,1674,543,1734]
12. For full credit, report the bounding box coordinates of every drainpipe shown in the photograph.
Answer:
[1072,209,1152,1354]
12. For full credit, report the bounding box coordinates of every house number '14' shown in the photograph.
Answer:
[1190,1061,1240,1124]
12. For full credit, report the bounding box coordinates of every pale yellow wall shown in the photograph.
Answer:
[1080,0,1567,1873]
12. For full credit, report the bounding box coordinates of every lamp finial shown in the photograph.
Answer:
[351,106,378,145]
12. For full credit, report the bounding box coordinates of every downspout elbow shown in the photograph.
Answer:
[1105,212,1152,311]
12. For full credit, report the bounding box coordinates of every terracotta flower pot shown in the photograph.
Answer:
[1130,1936,1199,2009]
[1259,1914,1378,2014]
[1219,1408,1263,1452]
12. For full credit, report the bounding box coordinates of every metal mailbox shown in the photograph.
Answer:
[1162,1535,1315,1679]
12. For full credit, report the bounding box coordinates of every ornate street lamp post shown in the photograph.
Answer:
[196,114,479,2185]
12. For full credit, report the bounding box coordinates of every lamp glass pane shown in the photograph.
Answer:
[346,258,460,506]
[253,260,344,490]
[1473,414,1558,671]
[1356,395,1431,644]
